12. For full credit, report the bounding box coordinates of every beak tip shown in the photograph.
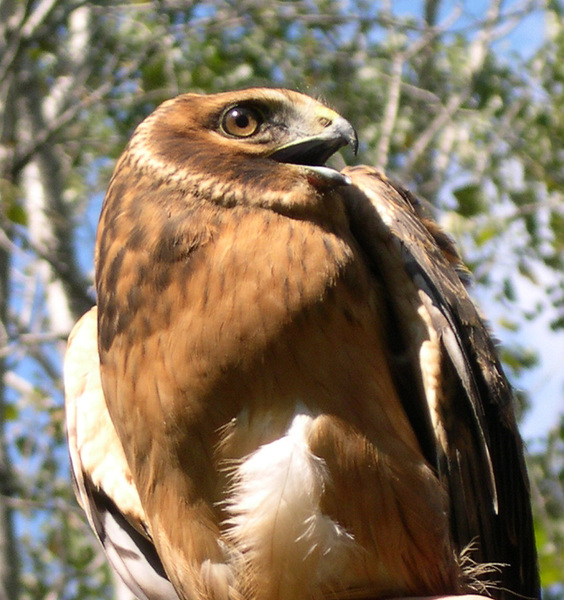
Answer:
[337,117,358,155]
[350,132,359,155]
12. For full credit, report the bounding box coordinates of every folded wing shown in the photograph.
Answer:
[340,165,539,600]
[64,307,179,600]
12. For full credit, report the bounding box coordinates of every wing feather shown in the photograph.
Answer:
[340,165,539,600]
[64,307,179,600]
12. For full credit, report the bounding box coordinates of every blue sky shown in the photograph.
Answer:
[389,0,546,60]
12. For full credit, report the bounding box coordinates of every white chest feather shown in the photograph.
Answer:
[223,412,360,600]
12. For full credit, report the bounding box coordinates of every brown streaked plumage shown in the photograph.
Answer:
[64,88,539,600]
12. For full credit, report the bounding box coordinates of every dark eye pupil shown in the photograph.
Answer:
[222,106,260,137]
[234,112,249,128]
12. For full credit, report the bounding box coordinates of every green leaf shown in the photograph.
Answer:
[550,210,564,251]
[6,202,27,226]
[141,54,168,93]
[453,183,485,217]
[3,403,18,421]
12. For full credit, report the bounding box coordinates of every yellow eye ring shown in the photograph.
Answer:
[221,106,261,137]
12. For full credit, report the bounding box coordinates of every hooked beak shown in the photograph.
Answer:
[269,116,358,186]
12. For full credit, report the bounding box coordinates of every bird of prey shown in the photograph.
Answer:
[64,88,540,600]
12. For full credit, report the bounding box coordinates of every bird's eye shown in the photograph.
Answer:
[221,106,261,138]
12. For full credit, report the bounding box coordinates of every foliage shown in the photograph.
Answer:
[0,0,562,597]
[529,418,564,593]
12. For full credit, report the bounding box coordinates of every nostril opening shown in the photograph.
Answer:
[318,117,332,128]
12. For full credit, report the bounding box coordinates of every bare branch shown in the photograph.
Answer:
[0,493,82,515]
[12,80,113,175]
[375,54,404,170]
[375,5,462,169]
[19,0,62,40]
[399,0,506,178]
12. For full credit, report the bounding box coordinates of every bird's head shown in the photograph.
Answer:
[123,88,357,213]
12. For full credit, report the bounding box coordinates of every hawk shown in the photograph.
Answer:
[64,88,540,600]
